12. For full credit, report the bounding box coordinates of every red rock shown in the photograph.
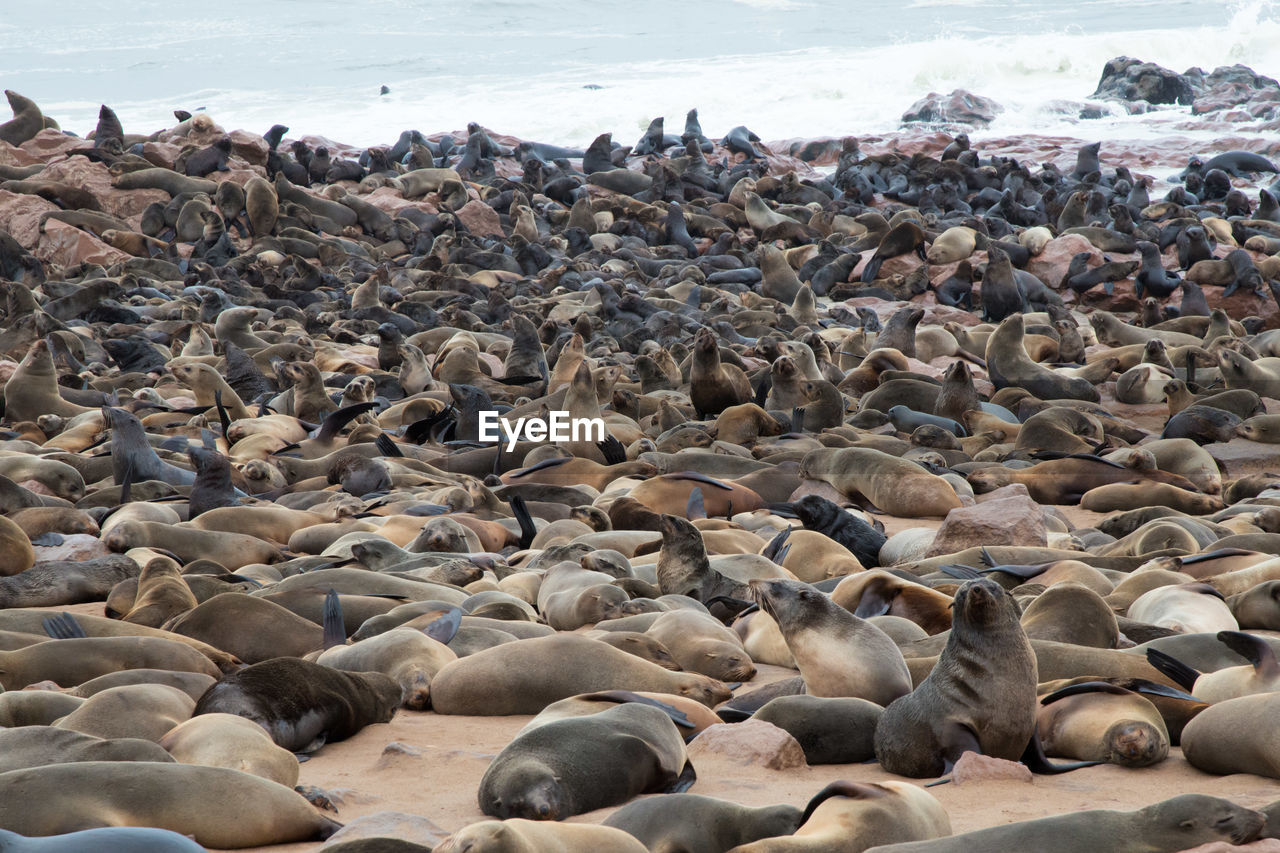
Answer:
[1027,234,1102,288]
[975,483,1031,503]
[454,199,504,238]
[17,128,81,159]
[228,130,268,166]
[687,720,807,770]
[0,140,42,167]
[951,752,1033,784]
[36,219,130,268]
[926,493,1048,557]
[902,90,1003,126]
[0,188,59,250]
[1179,842,1280,853]
[37,158,167,220]
[140,142,182,170]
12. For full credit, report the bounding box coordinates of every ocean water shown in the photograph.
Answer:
[2,0,1279,148]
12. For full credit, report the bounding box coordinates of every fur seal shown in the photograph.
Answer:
[752,578,911,704]
[478,702,691,819]
[435,820,647,853]
[193,657,401,752]
[0,762,341,847]
[799,448,962,518]
[874,578,1035,777]
[430,634,732,714]
[871,797,1260,852]
[1035,681,1170,768]
[604,794,802,853]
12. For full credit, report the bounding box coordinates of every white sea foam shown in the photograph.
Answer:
[5,0,1280,148]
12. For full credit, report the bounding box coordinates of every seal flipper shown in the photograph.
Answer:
[762,526,792,562]
[791,407,804,433]
[420,607,462,644]
[686,487,707,520]
[509,495,537,550]
[42,612,88,639]
[1020,726,1102,774]
[1120,678,1202,703]
[702,595,757,621]
[798,781,881,825]
[1216,630,1280,677]
[577,690,694,729]
[375,433,404,458]
[314,402,378,442]
[597,435,627,465]
[212,389,232,440]
[667,759,697,794]
[1040,681,1134,705]
[939,564,981,580]
[321,589,346,650]
[851,587,896,619]
[940,721,982,774]
[1145,648,1203,691]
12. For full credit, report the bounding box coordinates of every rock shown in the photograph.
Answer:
[37,158,167,220]
[0,188,58,250]
[36,219,129,268]
[926,493,1048,558]
[974,483,1031,503]
[901,90,1003,127]
[0,516,34,576]
[1026,234,1103,289]
[228,130,268,166]
[1091,57,1194,106]
[687,720,806,770]
[32,533,109,563]
[454,199,504,238]
[321,811,449,849]
[17,129,82,159]
[140,142,182,170]
[1179,843,1280,853]
[951,752,1033,785]
[0,140,42,167]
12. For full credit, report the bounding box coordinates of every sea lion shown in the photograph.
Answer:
[690,327,751,417]
[733,781,951,853]
[159,713,300,787]
[0,91,44,146]
[1035,681,1170,768]
[429,634,732,714]
[874,578,1036,777]
[477,702,691,820]
[316,626,458,710]
[0,636,221,690]
[0,827,204,852]
[604,794,802,853]
[863,794,1262,852]
[0,725,172,773]
[0,762,341,848]
[831,571,954,635]
[434,820,647,853]
[193,657,401,752]
[52,684,194,743]
[751,578,911,705]
[799,448,962,518]
[752,695,884,764]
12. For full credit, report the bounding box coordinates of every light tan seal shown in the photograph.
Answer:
[0,762,341,847]
[751,578,911,705]
[434,819,648,853]
[799,448,962,518]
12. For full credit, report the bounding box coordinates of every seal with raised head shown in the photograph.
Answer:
[751,578,911,705]
[873,578,1036,777]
